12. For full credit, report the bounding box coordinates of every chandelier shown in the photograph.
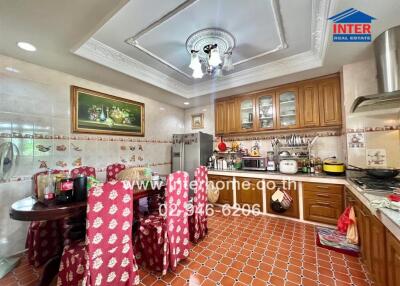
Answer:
[186,28,235,79]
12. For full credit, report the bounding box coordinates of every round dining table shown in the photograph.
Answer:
[9,184,165,286]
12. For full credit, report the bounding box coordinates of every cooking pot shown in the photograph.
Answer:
[348,165,400,179]
[323,158,345,175]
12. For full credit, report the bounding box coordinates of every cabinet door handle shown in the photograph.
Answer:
[316,185,330,189]
[358,208,370,217]
[316,202,331,206]
[316,193,330,198]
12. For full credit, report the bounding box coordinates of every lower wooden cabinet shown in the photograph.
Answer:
[266,180,299,218]
[208,175,233,205]
[370,215,387,286]
[303,183,343,225]
[345,188,399,286]
[386,230,400,286]
[235,177,263,212]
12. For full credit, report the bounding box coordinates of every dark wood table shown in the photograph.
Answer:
[9,185,165,286]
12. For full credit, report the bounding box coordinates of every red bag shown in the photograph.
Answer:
[337,206,351,233]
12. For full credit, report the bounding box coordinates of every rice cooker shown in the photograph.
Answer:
[323,158,345,175]
[279,160,298,174]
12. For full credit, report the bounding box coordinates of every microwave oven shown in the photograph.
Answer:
[242,157,267,171]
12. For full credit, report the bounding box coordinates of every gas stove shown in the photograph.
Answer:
[350,177,400,194]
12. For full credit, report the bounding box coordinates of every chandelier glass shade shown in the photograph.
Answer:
[186,28,235,79]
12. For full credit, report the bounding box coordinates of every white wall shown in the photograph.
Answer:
[0,55,185,257]
[184,104,215,135]
[342,59,400,168]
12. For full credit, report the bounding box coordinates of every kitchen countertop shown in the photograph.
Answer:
[208,169,347,184]
[208,169,400,239]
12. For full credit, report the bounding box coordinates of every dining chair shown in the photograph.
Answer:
[70,166,96,179]
[189,166,208,243]
[106,163,126,181]
[136,171,190,275]
[57,181,140,285]
[26,170,67,267]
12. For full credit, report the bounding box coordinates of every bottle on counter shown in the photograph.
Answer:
[56,178,74,204]
[302,159,309,173]
[43,170,56,204]
[310,159,315,174]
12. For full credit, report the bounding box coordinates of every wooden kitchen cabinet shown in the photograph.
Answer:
[386,230,400,286]
[256,92,276,130]
[235,177,263,212]
[208,175,233,205]
[370,215,387,286]
[225,99,238,133]
[303,182,344,225]
[238,96,256,132]
[318,77,342,126]
[215,101,226,135]
[299,82,320,127]
[276,87,299,129]
[214,73,342,136]
[345,188,396,286]
[265,180,299,218]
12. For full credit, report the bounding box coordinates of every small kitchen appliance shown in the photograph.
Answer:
[279,160,298,174]
[323,158,345,175]
[266,151,276,171]
[242,157,267,171]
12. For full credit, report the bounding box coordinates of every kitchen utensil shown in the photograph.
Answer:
[279,151,290,157]
[348,165,400,179]
[0,142,19,181]
[323,158,346,175]
[279,160,298,174]
[217,137,227,152]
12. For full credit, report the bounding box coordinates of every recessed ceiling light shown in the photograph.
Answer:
[5,66,20,73]
[184,102,190,105]
[17,42,36,52]
[159,107,165,111]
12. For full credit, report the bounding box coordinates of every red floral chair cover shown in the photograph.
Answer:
[57,181,140,285]
[106,163,126,181]
[26,170,66,267]
[189,166,208,243]
[70,166,96,179]
[137,171,190,275]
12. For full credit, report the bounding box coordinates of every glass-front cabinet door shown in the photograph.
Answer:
[239,97,255,131]
[257,93,275,130]
[277,88,299,128]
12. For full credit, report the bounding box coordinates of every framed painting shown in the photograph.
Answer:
[191,113,204,129]
[71,86,145,136]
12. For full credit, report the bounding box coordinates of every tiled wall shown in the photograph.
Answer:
[0,55,185,257]
[184,105,344,160]
[342,59,400,168]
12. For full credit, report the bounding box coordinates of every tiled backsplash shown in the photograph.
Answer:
[0,55,185,257]
[342,59,400,168]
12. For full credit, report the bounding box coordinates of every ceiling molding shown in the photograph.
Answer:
[74,0,333,98]
[125,0,287,79]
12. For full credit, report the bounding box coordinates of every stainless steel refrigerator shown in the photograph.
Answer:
[172,132,213,180]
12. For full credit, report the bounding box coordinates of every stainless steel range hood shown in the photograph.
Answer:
[351,25,400,113]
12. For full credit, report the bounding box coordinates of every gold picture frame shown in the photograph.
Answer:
[71,86,145,136]
[191,113,204,129]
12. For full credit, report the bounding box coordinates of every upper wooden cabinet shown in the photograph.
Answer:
[276,87,299,129]
[256,93,276,130]
[299,82,320,127]
[318,77,342,126]
[225,99,238,133]
[238,96,256,132]
[214,74,342,135]
[215,101,226,134]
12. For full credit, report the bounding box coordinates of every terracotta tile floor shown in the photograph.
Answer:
[1,211,373,286]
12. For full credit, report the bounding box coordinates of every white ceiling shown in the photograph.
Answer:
[75,0,321,97]
[1,0,400,107]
